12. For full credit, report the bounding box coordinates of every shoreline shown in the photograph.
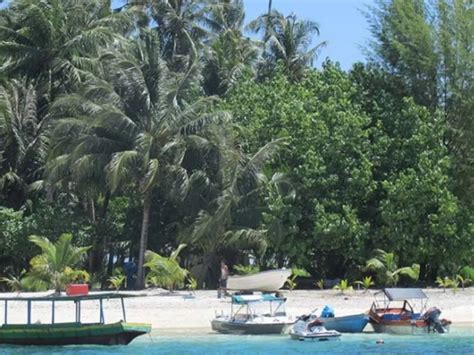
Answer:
[1,288,472,332]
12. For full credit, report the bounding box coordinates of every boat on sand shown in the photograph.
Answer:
[0,293,151,345]
[369,288,451,334]
[316,305,369,333]
[227,269,292,292]
[211,293,294,334]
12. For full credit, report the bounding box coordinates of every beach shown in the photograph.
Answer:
[2,288,473,332]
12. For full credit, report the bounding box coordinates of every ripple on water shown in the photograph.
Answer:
[1,326,473,354]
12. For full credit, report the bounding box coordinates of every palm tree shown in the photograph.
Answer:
[144,243,188,291]
[0,0,135,108]
[22,233,91,294]
[0,78,46,208]
[201,0,259,95]
[49,29,224,289]
[180,122,284,285]
[130,0,208,69]
[364,249,420,286]
[248,11,326,79]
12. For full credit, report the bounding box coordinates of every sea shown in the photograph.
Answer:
[1,327,473,354]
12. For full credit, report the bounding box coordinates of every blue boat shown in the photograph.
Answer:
[318,306,369,333]
[320,313,369,333]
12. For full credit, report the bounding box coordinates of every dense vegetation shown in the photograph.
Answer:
[0,0,472,290]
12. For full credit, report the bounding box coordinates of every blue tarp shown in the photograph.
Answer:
[320,305,335,318]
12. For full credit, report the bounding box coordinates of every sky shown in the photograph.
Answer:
[1,0,374,70]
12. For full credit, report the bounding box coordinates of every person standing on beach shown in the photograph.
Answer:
[218,260,229,298]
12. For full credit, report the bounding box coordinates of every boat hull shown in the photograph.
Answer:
[0,322,151,346]
[370,321,451,335]
[227,269,292,292]
[290,332,341,341]
[211,319,292,335]
[320,313,369,333]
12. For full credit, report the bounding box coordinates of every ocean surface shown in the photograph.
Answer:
[1,326,473,354]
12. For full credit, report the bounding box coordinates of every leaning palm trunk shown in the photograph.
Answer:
[136,195,152,289]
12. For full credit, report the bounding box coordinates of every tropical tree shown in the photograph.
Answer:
[0,79,46,208]
[181,129,284,286]
[364,249,420,286]
[248,11,326,79]
[201,0,258,96]
[333,279,353,295]
[131,0,208,69]
[144,243,188,291]
[49,29,223,288]
[21,233,90,294]
[365,0,474,208]
[0,0,136,108]
[354,276,375,292]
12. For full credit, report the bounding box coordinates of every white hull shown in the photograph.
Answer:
[227,269,292,292]
[289,322,341,341]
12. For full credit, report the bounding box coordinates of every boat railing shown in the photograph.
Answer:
[0,293,141,326]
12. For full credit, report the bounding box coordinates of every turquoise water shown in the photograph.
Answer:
[1,327,473,354]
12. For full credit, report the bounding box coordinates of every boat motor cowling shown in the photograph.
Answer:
[422,307,447,333]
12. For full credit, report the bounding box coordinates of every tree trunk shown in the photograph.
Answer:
[136,194,151,289]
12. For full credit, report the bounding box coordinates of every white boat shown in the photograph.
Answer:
[289,317,341,341]
[227,269,292,292]
[211,294,294,334]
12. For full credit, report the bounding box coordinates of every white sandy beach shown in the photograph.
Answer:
[1,288,473,332]
[0,287,474,332]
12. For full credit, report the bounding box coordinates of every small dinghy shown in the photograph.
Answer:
[289,316,341,341]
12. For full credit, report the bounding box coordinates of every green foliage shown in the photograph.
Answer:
[186,276,198,292]
[233,264,260,275]
[286,267,310,290]
[436,276,452,292]
[364,249,420,286]
[459,266,474,281]
[437,276,460,294]
[0,272,25,292]
[354,276,375,292]
[0,0,472,289]
[315,279,325,290]
[366,0,474,208]
[224,65,373,275]
[108,274,126,292]
[455,274,471,291]
[145,244,188,291]
[23,233,91,293]
[333,279,353,294]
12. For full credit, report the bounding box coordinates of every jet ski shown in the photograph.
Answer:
[289,315,341,341]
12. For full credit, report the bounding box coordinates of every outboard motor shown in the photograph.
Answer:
[422,307,447,333]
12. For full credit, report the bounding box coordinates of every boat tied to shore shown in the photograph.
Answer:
[368,288,451,334]
[0,293,151,346]
[211,293,294,334]
[227,269,292,292]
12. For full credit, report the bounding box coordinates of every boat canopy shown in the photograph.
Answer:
[383,288,427,301]
[0,292,143,302]
[232,294,285,304]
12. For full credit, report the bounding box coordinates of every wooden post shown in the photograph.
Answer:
[27,300,31,324]
[99,298,104,324]
[120,297,127,322]
[52,300,55,324]
[4,300,7,325]
[78,301,81,323]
